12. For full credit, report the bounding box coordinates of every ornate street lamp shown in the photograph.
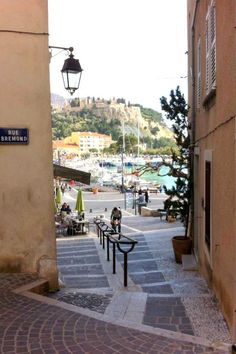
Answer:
[49,46,83,95]
[61,47,83,95]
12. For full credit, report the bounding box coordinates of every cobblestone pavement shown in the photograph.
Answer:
[50,290,113,314]
[54,229,230,341]
[0,213,231,353]
[0,274,229,354]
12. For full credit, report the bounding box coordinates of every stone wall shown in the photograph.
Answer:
[0,0,58,289]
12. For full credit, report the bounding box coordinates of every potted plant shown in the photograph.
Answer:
[137,87,192,263]
[160,87,192,263]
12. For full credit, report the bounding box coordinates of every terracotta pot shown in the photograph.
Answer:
[172,236,192,264]
[92,187,98,194]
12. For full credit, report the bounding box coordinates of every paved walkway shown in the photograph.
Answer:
[0,214,232,353]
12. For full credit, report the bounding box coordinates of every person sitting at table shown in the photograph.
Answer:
[60,203,71,216]
[78,212,85,220]
[65,204,71,214]
[60,203,68,218]
[67,218,78,236]
[61,203,67,212]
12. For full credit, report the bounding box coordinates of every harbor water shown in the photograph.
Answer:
[102,165,175,190]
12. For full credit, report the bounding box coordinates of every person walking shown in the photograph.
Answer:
[110,207,122,233]
[144,189,149,203]
[138,188,142,195]
[163,196,172,221]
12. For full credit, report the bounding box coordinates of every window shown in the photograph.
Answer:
[197,37,201,108]
[205,1,216,94]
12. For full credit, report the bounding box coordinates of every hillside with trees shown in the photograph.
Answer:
[51,96,175,153]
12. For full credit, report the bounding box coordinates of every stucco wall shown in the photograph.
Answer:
[0,0,58,289]
[188,0,236,337]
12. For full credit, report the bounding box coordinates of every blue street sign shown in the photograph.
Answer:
[0,128,29,145]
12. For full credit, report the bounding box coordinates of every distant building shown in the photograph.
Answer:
[52,141,80,161]
[64,131,114,153]
[188,0,236,339]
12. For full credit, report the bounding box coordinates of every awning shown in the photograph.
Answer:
[53,164,91,185]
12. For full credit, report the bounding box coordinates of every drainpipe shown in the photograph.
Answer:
[191,0,199,139]
[189,0,199,242]
[233,101,236,343]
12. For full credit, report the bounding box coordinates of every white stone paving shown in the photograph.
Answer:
[56,217,232,348]
[144,230,231,343]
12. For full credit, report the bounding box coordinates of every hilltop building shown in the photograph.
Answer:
[77,97,124,109]
[188,0,236,338]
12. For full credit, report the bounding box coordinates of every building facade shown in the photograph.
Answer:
[64,131,113,153]
[52,140,80,163]
[0,0,58,288]
[187,0,236,338]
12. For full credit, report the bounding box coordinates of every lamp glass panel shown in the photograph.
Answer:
[62,71,81,90]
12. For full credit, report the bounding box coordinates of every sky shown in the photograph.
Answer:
[48,0,188,113]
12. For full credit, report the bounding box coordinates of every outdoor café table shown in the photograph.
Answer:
[71,218,90,234]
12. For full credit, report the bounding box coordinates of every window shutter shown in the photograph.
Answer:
[210,4,216,87]
[197,37,201,108]
[205,1,216,95]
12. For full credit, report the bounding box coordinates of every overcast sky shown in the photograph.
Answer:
[48,0,188,112]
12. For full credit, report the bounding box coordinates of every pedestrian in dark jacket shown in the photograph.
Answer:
[110,207,122,233]
[144,189,149,203]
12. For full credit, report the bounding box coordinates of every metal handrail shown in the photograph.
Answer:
[97,222,110,246]
[95,220,106,244]
[106,232,138,287]
[94,220,138,286]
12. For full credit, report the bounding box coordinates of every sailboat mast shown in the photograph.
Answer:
[137,115,140,158]
[121,117,125,193]
[122,118,125,152]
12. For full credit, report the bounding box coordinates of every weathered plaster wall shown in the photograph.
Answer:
[0,0,58,289]
[188,0,236,338]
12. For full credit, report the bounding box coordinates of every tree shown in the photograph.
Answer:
[70,98,80,107]
[116,134,138,154]
[150,126,160,136]
[152,137,176,149]
[89,148,98,153]
[137,87,191,237]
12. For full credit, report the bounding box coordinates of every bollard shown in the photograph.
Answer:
[105,207,107,212]
[90,209,92,213]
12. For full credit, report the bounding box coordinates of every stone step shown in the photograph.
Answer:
[182,254,198,271]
